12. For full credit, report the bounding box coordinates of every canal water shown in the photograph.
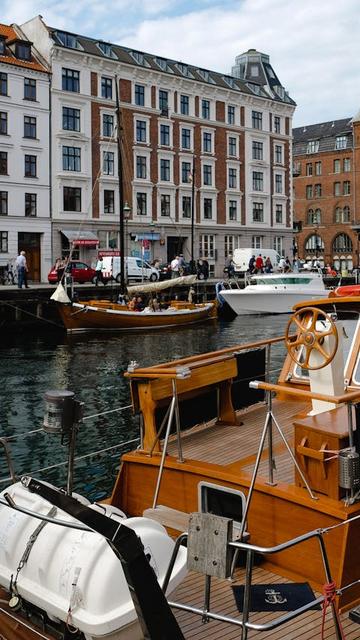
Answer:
[0,315,288,501]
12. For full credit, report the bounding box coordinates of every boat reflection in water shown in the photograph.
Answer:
[3,297,360,638]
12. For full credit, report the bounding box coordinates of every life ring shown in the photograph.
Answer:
[332,285,360,297]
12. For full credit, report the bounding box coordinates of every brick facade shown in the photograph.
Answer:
[293,117,360,271]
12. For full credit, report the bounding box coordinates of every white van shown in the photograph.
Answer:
[101,256,159,282]
[233,248,281,273]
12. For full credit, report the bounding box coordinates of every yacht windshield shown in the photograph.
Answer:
[251,277,314,286]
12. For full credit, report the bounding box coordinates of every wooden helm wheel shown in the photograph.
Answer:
[285,307,338,371]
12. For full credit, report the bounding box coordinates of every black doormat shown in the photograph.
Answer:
[232,583,320,612]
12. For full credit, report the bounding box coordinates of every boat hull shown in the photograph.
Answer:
[219,289,328,314]
[56,300,217,331]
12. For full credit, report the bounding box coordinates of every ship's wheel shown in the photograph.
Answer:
[285,307,338,371]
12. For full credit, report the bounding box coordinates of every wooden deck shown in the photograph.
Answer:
[172,565,360,639]
[167,398,309,483]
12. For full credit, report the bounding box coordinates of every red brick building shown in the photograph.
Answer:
[293,116,360,273]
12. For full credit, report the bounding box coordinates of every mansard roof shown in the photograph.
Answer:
[293,118,353,155]
[0,23,48,73]
[48,26,295,107]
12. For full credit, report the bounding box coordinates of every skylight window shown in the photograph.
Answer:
[97,42,117,59]
[55,31,81,50]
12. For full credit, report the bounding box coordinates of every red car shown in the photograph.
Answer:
[48,261,96,284]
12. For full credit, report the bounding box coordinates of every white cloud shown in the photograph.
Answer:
[2,0,360,125]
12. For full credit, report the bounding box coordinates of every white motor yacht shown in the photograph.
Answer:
[219,271,327,315]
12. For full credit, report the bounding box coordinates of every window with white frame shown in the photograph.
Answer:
[101,76,113,99]
[315,161,322,175]
[202,99,210,119]
[273,236,284,256]
[252,110,262,130]
[252,235,262,249]
[136,119,147,143]
[203,131,212,153]
[182,195,191,218]
[103,151,114,175]
[199,234,215,258]
[180,94,189,115]
[335,135,347,150]
[104,190,114,213]
[160,124,170,146]
[274,116,281,133]
[229,200,237,221]
[203,198,212,219]
[135,84,145,106]
[225,235,239,257]
[136,155,147,179]
[253,171,263,191]
[306,163,312,176]
[274,145,282,164]
[228,168,237,189]
[136,192,147,215]
[160,159,170,181]
[203,164,212,186]
[227,105,235,124]
[334,159,341,173]
[160,194,171,216]
[182,161,191,183]
[103,114,114,137]
[252,202,264,222]
[343,180,351,195]
[181,127,191,150]
[228,136,237,157]
[306,140,319,154]
[275,203,283,223]
[275,174,283,194]
[252,140,263,160]
[159,89,168,113]
[344,157,351,172]
[334,181,341,196]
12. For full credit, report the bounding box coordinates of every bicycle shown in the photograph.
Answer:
[0,264,18,285]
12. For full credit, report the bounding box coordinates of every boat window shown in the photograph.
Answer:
[292,315,359,380]
[251,277,313,285]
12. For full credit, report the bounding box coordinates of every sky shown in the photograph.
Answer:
[2,0,360,127]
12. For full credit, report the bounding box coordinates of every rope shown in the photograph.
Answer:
[321,581,346,640]
[0,300,63,328]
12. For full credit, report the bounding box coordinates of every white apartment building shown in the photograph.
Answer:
[0,23,51,282]
[22,16,296,276]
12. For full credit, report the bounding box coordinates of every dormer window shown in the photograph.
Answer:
[335,135,347,150]
[55,31,81,50]
[306,140,319,154]
[222,75,237,89]
[155,57,167,71]
[176,63,192,78]
[130,50,148,66]
[97,42,117,59]
[15,42,31,61]
[197,68,215,84]
[250,65,259,77]
[0,38,5,56]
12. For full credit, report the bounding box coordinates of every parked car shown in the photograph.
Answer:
[48,261,96,284]
[100,257,159,282]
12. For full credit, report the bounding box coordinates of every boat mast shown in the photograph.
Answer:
[190,155,196,273]
[115,77,126,294]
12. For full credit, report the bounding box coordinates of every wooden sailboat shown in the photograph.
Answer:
[2,298,360,639]
[51,275,217,332]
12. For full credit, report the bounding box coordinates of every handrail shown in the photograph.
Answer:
[126,334,286,372]
[250,380,360,405]
[125,353,236,378]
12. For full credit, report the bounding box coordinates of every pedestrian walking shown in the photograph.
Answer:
[95,256,105,285]
[16,250,29,288]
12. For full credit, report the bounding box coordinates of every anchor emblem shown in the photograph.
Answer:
[264,588,288,605]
